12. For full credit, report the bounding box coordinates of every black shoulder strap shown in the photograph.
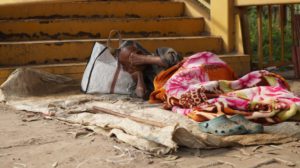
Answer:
[82,47,108,93]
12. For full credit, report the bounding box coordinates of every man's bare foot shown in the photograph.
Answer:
[135,86,145,98]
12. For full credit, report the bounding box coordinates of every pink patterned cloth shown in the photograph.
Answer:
[163,52,299,124]
[165,52,234,98]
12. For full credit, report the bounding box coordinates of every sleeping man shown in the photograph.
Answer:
[115,40,182,99]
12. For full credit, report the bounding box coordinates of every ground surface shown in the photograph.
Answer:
[1,77,300,168]
[1,102,300,168]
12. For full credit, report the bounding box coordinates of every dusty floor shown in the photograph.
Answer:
[1,71,300,168]
[1,103,300,168]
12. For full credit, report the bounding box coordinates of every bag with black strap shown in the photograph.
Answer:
[81,30,135,94]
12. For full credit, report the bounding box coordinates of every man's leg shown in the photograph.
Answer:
[131,71,146,98]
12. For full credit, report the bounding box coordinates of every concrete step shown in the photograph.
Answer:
[0,17,205,41]
[0,1,183,20]
[0,55,250,84]
[219,54,250,76]
[0,36,223,66]
[0,63,85,84]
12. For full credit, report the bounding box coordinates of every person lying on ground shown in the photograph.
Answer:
[114,40,182,99]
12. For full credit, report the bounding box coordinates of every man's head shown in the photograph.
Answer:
[117,40,149,73]
[119,41,150,57]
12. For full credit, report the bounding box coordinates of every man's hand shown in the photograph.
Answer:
[129,53,147,66]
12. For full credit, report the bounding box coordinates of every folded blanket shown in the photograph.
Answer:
[149,52,299,124]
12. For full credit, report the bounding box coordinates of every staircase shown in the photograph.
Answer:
[0,0,250,84]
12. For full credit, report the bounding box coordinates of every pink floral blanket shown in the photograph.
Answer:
[163,52,300,124]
